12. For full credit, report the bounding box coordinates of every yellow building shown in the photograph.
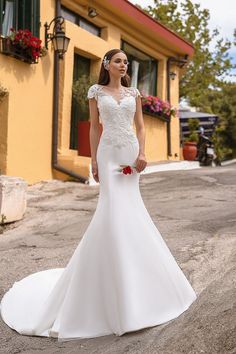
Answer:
[0,0,194,184]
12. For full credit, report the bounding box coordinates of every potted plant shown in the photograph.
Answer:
[0,28,46,64]
[183,118,200,160]
[72,75,102,157]
[141,94,177,122]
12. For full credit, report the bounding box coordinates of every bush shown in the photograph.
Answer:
[184,118,200,143]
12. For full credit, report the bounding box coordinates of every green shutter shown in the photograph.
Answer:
[32,0,40,37]
[13,0,18,30]
[0,0,4,34]
[17,0,24,29]
[24,0,32,31]
[11,0,40,36]
[70,54,91,150]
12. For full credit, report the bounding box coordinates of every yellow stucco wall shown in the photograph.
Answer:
[59,1,181,167]
[0,0,185,184]
[138,114,167,161]
[0,96,9,174]
[0,1,56,184]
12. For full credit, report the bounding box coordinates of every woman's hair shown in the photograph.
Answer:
[98,49,131,87]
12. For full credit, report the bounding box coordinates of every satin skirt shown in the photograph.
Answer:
[0,139,197,341]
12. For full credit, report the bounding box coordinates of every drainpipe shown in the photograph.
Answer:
[51,0,88,183]
[166,56,188,157]
[166,58,172,157]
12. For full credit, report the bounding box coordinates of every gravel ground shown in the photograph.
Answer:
[0,164,236,354]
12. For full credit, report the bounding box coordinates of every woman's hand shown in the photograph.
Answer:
[92,160,99,182]
[135,153,147,173]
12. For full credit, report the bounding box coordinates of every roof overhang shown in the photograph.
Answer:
[99,0,194,57]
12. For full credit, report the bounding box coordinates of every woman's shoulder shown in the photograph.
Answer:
[126,86,142,98]
[87,83,101,100]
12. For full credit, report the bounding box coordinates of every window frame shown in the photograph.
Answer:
[0,0,40,37]
[61,5,101,37]
[70,53,91,150]
[121,40,158,97]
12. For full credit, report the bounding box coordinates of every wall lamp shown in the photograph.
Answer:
[168,55,189,68]
[44,16,70,59]
[169,71,177,80]
[88,7,98,18]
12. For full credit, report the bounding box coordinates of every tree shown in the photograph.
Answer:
[134,0,236,158]
[139,0,235,107]
[209,83,236,157]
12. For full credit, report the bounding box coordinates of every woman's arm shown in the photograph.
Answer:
[134,95,147,173]
[89,97,100,182]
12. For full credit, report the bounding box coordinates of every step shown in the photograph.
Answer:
[0,176,27,223]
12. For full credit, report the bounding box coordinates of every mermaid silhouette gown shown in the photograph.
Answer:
[0,84,197,341]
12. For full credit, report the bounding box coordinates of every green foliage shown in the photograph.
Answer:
[144,0,235,106]
[205,83,236,157]
[188,118,199,131]
[72,75,96,109]
[72,75,97,121]
[212,126,233,162]
[185,118,199,142]
[185,132,199,143]
[139,0,236,157]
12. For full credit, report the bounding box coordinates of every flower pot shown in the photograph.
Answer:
[0,37,38,64]
[78,121,103,157]
[142,109,171,122]
[183,142,198,161]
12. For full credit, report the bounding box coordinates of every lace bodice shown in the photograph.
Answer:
[87,84,141,148]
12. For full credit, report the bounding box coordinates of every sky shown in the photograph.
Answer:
[128,0,236,82]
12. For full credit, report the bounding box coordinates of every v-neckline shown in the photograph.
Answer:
[98,85,127,106]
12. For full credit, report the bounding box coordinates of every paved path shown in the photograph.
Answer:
[0,164,236,354]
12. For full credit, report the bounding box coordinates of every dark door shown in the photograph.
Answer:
[70,53,91,150]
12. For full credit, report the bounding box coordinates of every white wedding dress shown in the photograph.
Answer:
[0,84,197,341]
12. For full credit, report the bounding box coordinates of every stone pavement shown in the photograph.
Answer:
[0,164,236,354]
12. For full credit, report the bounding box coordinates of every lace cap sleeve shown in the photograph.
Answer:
[133,87,142,98]
[135,89,142,98]
[87,84,99,101]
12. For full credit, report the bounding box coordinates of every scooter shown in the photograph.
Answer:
[197,132,215,166]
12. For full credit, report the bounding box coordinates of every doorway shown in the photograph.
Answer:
[70,53,91,150]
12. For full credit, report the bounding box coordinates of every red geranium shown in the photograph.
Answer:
[8,28,46,60]
[141,94,177,118]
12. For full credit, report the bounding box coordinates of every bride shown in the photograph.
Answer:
[0,49,197,341]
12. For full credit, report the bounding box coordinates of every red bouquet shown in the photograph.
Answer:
[119,165,136,175]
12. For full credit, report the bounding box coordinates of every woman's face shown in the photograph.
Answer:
[107,52,129,79]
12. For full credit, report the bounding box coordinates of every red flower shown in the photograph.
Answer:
[7,28,46,61]
[141,94,176,117]
[122,165,133,175]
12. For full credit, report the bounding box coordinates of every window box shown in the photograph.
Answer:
[0,36,37,64]
[0,28,46,64]
[141,94,176,122]
[142,108,171,123]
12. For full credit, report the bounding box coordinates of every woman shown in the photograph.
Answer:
[0,49,197,341]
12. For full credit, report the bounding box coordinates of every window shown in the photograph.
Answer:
[61,6,101,37]
[70,53,91,150]
[121,41,158,96]
[0,0,40,37]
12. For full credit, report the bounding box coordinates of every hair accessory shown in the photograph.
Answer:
[103,56,110,69]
